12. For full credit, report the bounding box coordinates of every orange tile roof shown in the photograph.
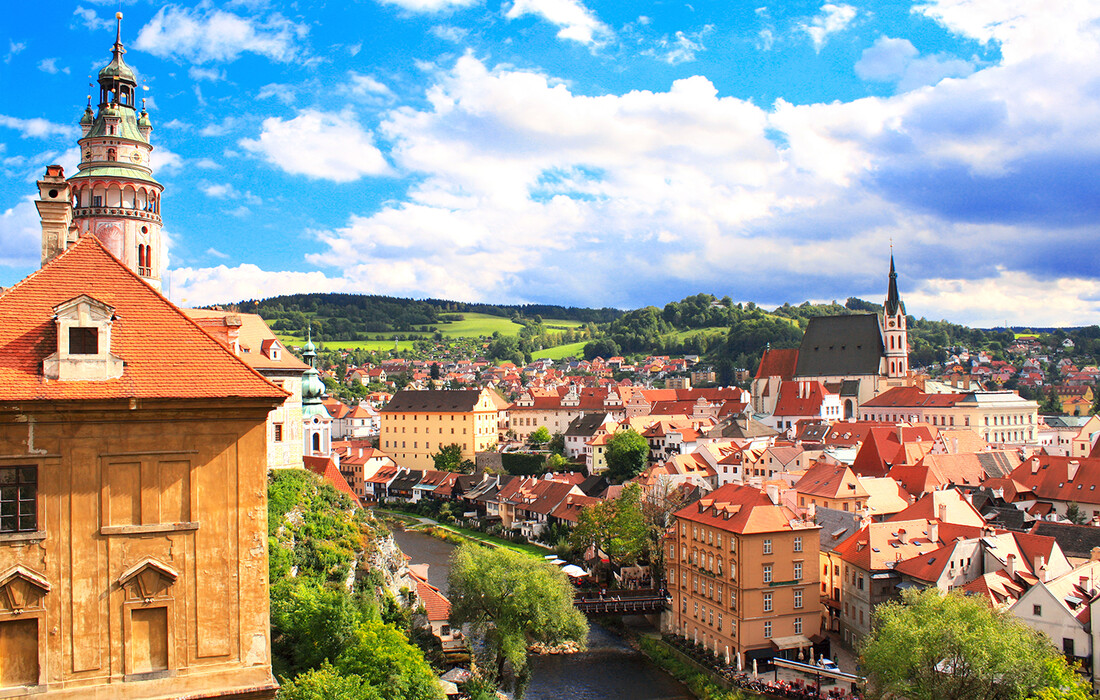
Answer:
[182,309,308,372]
[772,380,835,417]
[0,236,287,402]
[754,347,799,380]
[673,483,817,535]
[304,455,362,507]
[1006,456,1100,506]
[794,462,869,500]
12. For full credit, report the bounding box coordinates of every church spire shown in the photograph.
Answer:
[884,253,904,317]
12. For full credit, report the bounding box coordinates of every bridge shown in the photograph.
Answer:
[573,589,671,615]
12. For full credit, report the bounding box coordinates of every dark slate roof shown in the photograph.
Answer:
[390,470,425,491]
[976,452,1015,479]
[795,314,884,378]
[982,506,1028,531]
[705,415,779,440]
[814,506,862,553]
[381,389,483,412]
[1028,521,1100,560]
[579,475,609,498]
[564,412,612,438]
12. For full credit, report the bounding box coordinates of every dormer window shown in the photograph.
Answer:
[43,295,124,381]
[69,327,99,355]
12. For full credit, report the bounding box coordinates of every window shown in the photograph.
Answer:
[764,620,772,638]
[794,589,803,609]
[763,564,772,583]
[793,536,802,552]
[69,327,98,355]
[1063,638,1075,657]
[857,575,864,591]
[716,533,721,547]
[730,592,737,611]
[763,592,772,612]
[717,613,723,632]
[1033,604,1042,616]
[794,617,802,635]
[693,602,698,617]
[763,539,772,554]
[794,562,803,580]
[274,423,283,442]
[0,466,37,533]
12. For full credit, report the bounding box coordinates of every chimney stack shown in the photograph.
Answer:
[765,483,780,505]
[1035,555,1046,582]
[898,528,908,544]
[938,503,947,522]
[1068,460,1081,482]
[1091,547,1100,563]
[1006,553,1016,578]
[928,520,938,544]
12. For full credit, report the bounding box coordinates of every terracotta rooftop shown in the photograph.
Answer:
[0,236,287,403]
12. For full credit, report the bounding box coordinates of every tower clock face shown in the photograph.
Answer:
[131,152,142,163]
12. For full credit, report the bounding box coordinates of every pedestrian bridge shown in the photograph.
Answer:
[573,589,670,615]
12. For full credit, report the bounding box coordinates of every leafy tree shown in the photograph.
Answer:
[547,431,566,456]
[604,429,650,482]
[528,426,551,447]
[271,579,372,679]
[432,443,471,473]
[571,483,648,569]
[544,453,571,472]
[335,622,444,700]
[860,588,1079,700]
[430,363,440,380]
[448,544,587,689]
[277,663,382,700]
[583,337,621,360]
[1041,387,1063,415]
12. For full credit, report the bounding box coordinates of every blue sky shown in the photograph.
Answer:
[1,0,1098,327]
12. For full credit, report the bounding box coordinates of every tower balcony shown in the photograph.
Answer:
[73,206,161,223]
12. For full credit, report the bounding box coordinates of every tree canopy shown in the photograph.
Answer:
[860,588,1087,700]
[447,544,587,687]
[527,426,551,447]
[432,443,473,473]
[604,429,650,482]
[571,482,648,568]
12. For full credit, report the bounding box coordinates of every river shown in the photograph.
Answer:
[390,525,694,700]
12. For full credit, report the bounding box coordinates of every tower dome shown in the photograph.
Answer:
[301,331,327,418]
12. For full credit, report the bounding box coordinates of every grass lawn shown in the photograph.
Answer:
[669,327,728,341]
[533,341,588,361]
[542,318,586,329]
[436,312,525,338]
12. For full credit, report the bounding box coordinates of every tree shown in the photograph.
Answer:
[448,544,587,689]
[1041,387,1063,415]
[570,483,648,569]
[335,622,444,700]
[604,429,650,482]
[860,588,1079,700]
[277,663,382,700]
[547,431,566,456]
[432,443,471,473]
[528,426,551,447]
[1066,502,1088,525]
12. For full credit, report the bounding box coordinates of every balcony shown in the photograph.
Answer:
[74,206,161,223]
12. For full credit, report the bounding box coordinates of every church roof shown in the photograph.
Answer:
[794,314,884,378]
[68,163,159,186]
[885,254,905,316]
[0,236,287,403]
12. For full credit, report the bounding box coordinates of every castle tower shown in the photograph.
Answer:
[301,332,332,456]
[38,13,165,289]
[882,253,908,378]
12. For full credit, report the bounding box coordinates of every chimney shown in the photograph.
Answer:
[1006,553,1016,578]
[1031,458,1041,475]
[807,502,817,521]
[938,503,947,522]
[928,520,938,544]
[898,528,908,544]
[1034,555,1046,581]
[765,483,780,505]
[1091,547,1100,563]
[1068,460,1081,482]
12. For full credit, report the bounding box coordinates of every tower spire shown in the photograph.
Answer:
[885,253,903,317]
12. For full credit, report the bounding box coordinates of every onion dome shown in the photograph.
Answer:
[80,106,94,126]
[301,329,328,418]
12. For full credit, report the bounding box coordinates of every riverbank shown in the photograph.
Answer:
[372,507,551,558]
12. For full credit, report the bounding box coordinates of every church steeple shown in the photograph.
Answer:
[882,252,908,379]
[38,12,166,290]
[300,328,332,457]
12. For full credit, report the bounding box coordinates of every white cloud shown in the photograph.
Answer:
[800,3,856,51]
[343,72,395,99]
[135,5,308,64]
[5,41,26,64]
[154,145,183,175]
[205,247,230,259]
[644,28,711,64]
[431,25,470,42]
[38,58,70,75]
[239,110,390,182]
[375,0,480,12]
[856,36,973,92]
[506,0,611,45]
[0,197,41,268]
[909,270,1100,327]
[0,115,77,140]
[188,66,227,82]
[201,182,262,206]
[170,264,350,306]
[73,7,114,32]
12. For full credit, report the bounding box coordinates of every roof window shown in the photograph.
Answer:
[43,295,124,381]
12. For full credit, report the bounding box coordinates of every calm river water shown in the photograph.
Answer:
[389,525,694,700]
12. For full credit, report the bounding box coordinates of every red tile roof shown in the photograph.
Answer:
[0,236,287,402]
[754,347,799,380]
[772,380,835,418]
[304,455,362,507]
[673,483,817,535]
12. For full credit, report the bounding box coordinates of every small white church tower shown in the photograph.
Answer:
[882,253,909,378]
